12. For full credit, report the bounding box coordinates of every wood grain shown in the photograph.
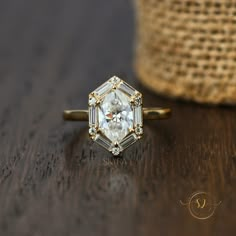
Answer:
[0,0,235,235]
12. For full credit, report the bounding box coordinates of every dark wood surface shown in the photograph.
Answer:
[0,0,235,235]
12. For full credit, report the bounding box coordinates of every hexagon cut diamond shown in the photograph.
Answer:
[88,77,143,154]
[98,89,133,143]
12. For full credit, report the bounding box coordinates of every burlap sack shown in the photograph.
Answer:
[135,0,236,104]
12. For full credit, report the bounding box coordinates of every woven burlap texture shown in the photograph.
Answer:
[135,0,236,104]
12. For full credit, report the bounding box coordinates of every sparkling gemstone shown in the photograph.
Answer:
[119,82,136,96]
[89,77,143,155]
[89,96,97,106]
[111,147,120,156]
[94,134,112,150]
[94,81,113,97]
[135,126,143,136]
[89,127,97,136]
[134,94,142,106]
[109,76,121,85]
[98,89,134,143]
[134,106,143,126]
[120,133,138,149]
[89,107,97,126]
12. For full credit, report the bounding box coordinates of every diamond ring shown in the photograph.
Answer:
[63,76,171,156]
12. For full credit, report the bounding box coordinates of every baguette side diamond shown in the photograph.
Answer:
[134,106,143,126]
[89,106,97,127]
[95,134,112,150]
[94,81,113,98]
[120,133,138,150]
[119,82,136,96]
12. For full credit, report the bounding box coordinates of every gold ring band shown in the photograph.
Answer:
[63,107,171,121]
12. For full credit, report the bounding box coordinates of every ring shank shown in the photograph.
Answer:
[63,110,88,121]
[143,108,171,120]
[63,108,171,121]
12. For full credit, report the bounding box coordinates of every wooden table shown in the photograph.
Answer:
[0,0,235,235]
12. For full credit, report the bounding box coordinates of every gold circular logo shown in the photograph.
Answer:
[181,191,221,220]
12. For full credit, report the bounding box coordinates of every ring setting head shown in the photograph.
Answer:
[88,76,143,156]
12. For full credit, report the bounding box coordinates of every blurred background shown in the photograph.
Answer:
[135,0,236,104]
[0,0,235,236]
[0,0,135,111]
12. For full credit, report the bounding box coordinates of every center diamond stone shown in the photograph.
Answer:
[98,89,134,143]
